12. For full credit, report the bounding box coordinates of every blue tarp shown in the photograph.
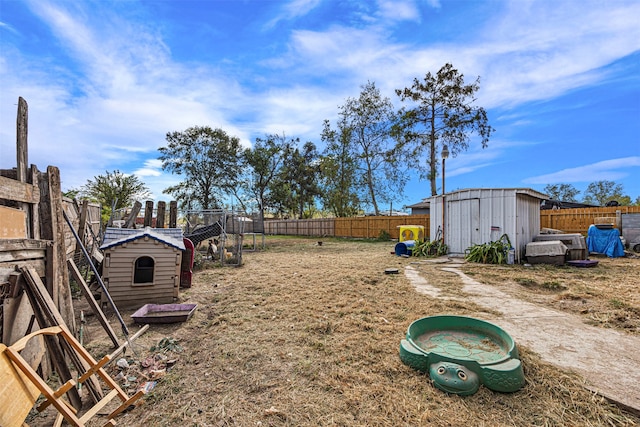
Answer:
[586,225,625,258]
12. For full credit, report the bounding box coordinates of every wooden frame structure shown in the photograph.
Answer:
[4,326,144,427]
[2,96,150,425]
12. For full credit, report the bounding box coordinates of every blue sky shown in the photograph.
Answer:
[1,0,639,211]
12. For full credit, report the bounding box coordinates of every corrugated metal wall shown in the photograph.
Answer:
[431,188,546,262]
[515,193,543,262]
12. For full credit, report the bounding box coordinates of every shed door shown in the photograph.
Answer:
[469,198,481,245]
[460,199,482,247]
[449,198,480,253]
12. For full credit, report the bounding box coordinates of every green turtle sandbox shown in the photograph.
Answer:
[399,315,525,395]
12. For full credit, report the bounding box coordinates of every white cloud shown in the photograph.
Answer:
[523,157,640,185]
[1,1,255,190]
[279,0,640,109]
[2,0,638,203]
[259,86,340,138]
[473,1,640,107]
[376,1,421,22]
[263,0,323,30]
[134,159,163,177]
[0,21,19,35]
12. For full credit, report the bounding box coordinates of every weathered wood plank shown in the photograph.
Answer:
[19,265,84,409]
[0,260,45,283]
[39,166,75,334]
[0,248,47,263]
[20,266,105,404]
[123,201,142,229]
[144,200,154,227]
[169,200,178,228]
[73,199,89,262]
[16,97,28,183]
[0,343,42,427]
[2,294,46,369]
[67,259,120,348]
[29,165,41,239]
[0,175,40,203]
[156,201,166,228]
[0,238,49,282]
[0,238,50,251]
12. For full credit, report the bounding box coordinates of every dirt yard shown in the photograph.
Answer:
[30,236,640,426]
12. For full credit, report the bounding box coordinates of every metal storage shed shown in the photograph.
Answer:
[429,188,547,263]
[100,227,185,308]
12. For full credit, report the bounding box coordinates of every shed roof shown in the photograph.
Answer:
[405,199,430,209]
[100,227,185,251]
[433,187,548,201]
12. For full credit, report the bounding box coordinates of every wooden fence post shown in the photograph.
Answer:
[156,201,166,228]
[144,200,154,227]
[169,200,178,228]
[38,166,76,335]
[123,200,142,228]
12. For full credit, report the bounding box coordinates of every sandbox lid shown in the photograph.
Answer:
[131,303,197,324]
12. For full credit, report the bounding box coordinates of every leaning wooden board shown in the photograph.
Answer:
[0,343,41,427]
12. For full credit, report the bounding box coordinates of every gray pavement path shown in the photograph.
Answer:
[405,262,640,414]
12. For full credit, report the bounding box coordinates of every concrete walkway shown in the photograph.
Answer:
[405,261,640,414]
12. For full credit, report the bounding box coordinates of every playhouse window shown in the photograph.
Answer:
[134,256,155,284]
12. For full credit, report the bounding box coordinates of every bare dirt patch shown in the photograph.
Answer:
[29,237,639,426]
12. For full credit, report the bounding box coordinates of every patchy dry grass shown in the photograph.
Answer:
[31,236,639,426]
[460,255,640,334]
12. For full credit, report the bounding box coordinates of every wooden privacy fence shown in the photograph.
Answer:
[335,215,430,239]
[264,207,640,239]
[540,206,640,234]
[264,215,430,239]
[263,218,335,237]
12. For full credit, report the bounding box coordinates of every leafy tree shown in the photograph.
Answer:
[79,170,150,225]
[158,126,244,210]
[616,195,633,206]
[319,120,360,217]
[63,188,81,199]
[325,81,405,215]
[272,141,321,219]
[244,134,293,221]
[543,184,580,202]
[582,180,629,206]
[395,63,494,196]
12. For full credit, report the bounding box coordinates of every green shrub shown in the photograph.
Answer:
[377,229,391,241]
[465,234,512,264]
[412,239,448,257]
